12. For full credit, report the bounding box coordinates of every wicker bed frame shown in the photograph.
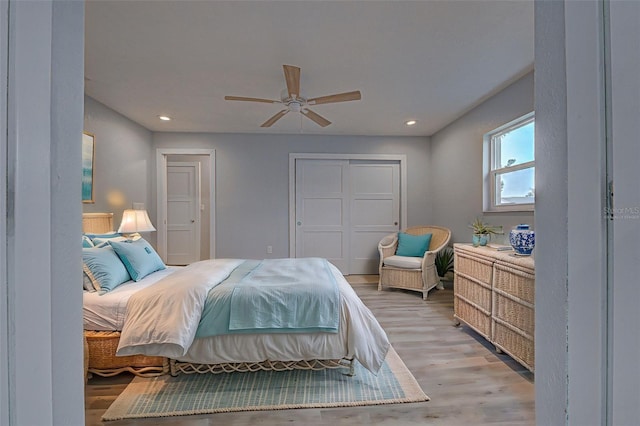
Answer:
[83,212,355,378]
[170,358,354,377]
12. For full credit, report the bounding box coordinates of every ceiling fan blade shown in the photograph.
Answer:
[224,96,280,104]
[283,65,301,99]
[307,90,362,105]
[261,110,289,127]
[301,108,331,127]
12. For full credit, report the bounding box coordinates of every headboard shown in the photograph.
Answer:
[82,212,114,234]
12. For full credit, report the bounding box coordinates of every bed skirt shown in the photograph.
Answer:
[84,330,169,377]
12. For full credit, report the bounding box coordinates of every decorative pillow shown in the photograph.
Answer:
[395,232,432,257]
[93,235,132,248]
[82,246,131,293]
[83,271,98,292]
[84,232,120,241]
[82,235,94,248]
[109,238,166,281]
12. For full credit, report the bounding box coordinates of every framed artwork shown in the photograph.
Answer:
[82,132,95,203]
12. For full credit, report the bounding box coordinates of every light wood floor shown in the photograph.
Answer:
[85,276,534,425]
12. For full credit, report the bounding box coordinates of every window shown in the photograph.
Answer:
[484,112,535,212]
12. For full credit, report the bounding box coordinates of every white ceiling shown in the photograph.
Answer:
[84,0,534,136]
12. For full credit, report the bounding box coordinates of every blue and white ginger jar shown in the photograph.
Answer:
[509,224,535,256]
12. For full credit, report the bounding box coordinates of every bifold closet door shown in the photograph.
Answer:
[349,162,400,274]
[295,159,350,272]
[295,159,400,274]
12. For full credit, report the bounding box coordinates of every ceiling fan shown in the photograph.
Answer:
[224,65,361,128]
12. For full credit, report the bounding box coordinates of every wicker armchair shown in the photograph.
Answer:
[378,226,451,300]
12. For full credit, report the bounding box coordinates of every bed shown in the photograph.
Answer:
[82,213,390,378]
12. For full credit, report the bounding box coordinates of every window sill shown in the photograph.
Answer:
[484,205,535,213]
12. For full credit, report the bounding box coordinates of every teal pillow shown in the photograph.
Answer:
[84,232,120,241]
[109,238,166,282]
[82,246,131,293]
[395,232,432,257]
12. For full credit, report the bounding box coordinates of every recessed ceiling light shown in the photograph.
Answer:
[405,120,417,126]
[158,115,171,121]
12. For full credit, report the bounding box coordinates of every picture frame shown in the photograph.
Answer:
[82,131,95,203]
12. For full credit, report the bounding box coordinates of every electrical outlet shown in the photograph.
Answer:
[267,245,273,254]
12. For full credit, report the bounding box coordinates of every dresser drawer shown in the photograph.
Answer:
[454,296,491,339]
[493,291,534,336]
[455,251,493,285]
[493,262,535,304]
[493,321,535,372]
[454,271,492,339]
[454,273,491,312]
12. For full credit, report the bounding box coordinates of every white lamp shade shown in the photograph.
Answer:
[117,209,156,233]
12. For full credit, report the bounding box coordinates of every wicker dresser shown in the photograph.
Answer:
[453,243,535,372]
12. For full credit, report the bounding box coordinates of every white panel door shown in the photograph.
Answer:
[295,160,349,272]
[167,162,200,265]
[350,163,400,274]
[608,3,640,424]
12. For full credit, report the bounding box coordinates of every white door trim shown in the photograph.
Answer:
[156,148,215,261]
[0,1,8,422]
[288,153,407,257]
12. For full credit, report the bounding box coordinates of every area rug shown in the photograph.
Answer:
[102,347,428,421]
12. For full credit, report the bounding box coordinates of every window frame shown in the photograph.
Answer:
[483,111,535,212]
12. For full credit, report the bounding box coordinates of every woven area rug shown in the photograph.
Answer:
[102,347,428,421]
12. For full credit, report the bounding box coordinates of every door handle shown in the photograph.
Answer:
[297,221,302,226]
[394,222,398,226]
[191,219,195,223]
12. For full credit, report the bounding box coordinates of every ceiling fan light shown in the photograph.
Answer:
[289,102,302,112]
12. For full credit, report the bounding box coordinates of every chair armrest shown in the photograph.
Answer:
[422,250,437,269]
[378,233,398,260]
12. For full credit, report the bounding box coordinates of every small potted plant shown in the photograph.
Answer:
[435,247,455,281]
[469,218,502,247]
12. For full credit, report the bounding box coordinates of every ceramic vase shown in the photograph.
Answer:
[472,234,489,247]
[509,224,535,255]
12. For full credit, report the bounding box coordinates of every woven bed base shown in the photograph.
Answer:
[84,330,169,378]
[170,358,355,377]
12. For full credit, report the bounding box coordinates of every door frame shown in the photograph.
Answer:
[166,161,202,265]
[156,148,215,261]
[288,153,407,258]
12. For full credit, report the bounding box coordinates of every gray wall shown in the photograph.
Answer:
[429,72,534,244]
[83,96,155,243]
[154,133,431,259]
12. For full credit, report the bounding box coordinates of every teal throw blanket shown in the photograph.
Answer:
[195,258,340,337]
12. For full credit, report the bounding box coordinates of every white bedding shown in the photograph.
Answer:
[83,266,182,330]
[85,259,390,373]
[178,270,390,373]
